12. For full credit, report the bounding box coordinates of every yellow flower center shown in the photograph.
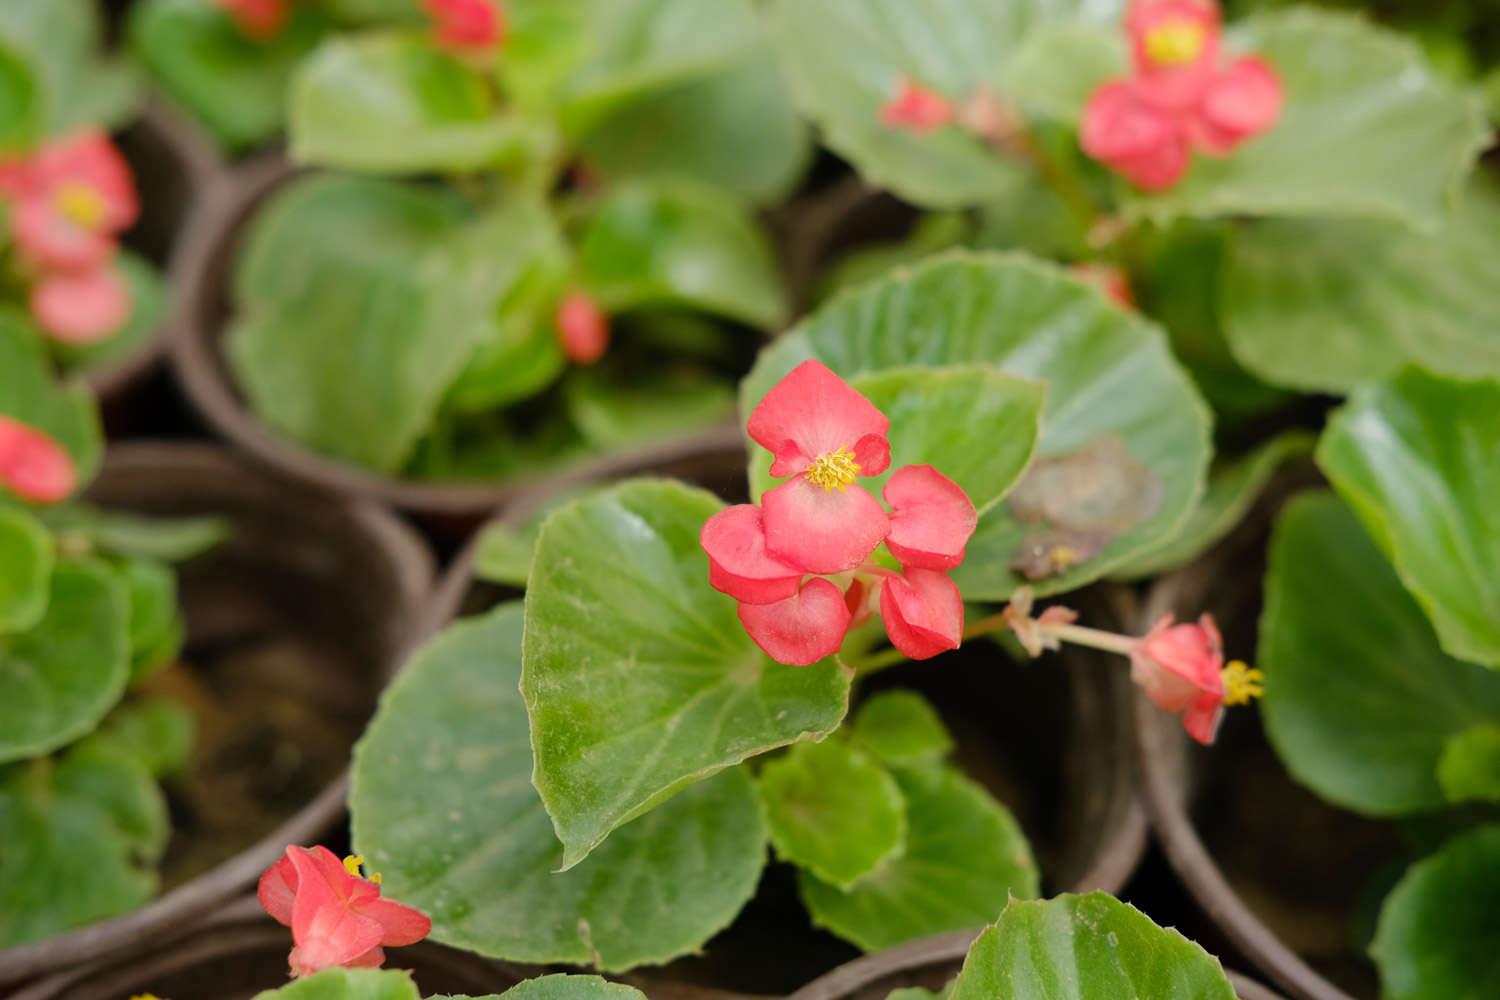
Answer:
[1221,660,1264,706]
[1144,20,1207,66]
[804,446,861,492]
[343,853,382,885]
[54,182,107,230]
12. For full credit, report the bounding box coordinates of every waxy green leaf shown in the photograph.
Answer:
[252,970,419,1000]
[850,690,954,768]
[523,480,850,869]
[1437,725,1500,806]
[354,604,768,971]
[1318,369,1500,667]
[475,977,647,1000]
[1260,492,1500,816]
[0,0,142,134]
[950,893,1236,1000]
[0,508,51,635]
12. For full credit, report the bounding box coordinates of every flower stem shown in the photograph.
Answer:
[1039,621,1138,657]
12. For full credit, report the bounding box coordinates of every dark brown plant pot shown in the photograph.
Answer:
[1134,562,1394,1000]
[168,149,751,520]
[92,98,222,423]
[0,442,434,986]
[11,897,524,1000]
[784,927,1288,1000]
[411,492,1148,998]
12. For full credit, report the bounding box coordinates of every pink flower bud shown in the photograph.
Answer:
[1129,613,1225,744]
[880,76,954,134]
[555,291,609,365]
[30,266,130,345]
[424,0,505,54]
[0,415,76,504]
[216,0,289,40]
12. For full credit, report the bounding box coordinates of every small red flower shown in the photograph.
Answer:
[31,266,130,345]
[258,846,431,978]
[424,0,505,54]
[1127,0,1221,110]
[0,416,76,505]
[1129,613,1226,745]
[555,291,609,365]
[880,76,954,134]
[1070,263,1135,308]
[216,0,290,40]
[5,131,138,273]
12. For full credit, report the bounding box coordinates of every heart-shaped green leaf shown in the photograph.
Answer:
[1318,369,1500,667]
[850,690,953,768]
[1437,725,1500,806]
[0,560,129,764]
[0,0,143,133]
[1260,492,1500,816]
[115,556,183,682]
[765,0,1124,207]
[758,739,906,889]
[474,976,647,1000]
[0,507,51,635]
[562,367,735,452]
[741,252,1210,600]
[523,479,851,868]
[1372,825,1500,1000]
[1221,180,1500,394]
[1124,10,1489,228]
[129,0,329,152]
[0,308,101,494]
[578,181,786,329]
[251,970,420,1000]
[353,603,769,971]
[950,893,1236,1000]
[799,764,1037,951]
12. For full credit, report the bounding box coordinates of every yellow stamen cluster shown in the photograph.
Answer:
[54,182,108,229]
[343,853,382,885]
[804,446,861,493]
[1145,20,1207,66]
[1221,660,1264,706]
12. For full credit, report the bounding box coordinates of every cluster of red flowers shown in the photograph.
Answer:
[0,131,139,346]
[701,361,977,666]
[1082,0,1283,190]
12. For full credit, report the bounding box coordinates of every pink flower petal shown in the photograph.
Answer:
[31,267,130,345]
[880,568,964,661]
[1191,56,1283,155]
[737,577,852,666]
[257,848,300,927]
[1081,79,1191,191]
[13,197,115,272]
[747,360,890,479]
[425,0,505,53]
[0,415,76,504]
[701,504,803,605]
[880,76,955,133]
[762,476,889,575]
[30,130,138,231]
[883,465,977,571]
[356,896,433,947]
[555,290,609,365]
[287,849,386,976]
[1182,695,1225,745]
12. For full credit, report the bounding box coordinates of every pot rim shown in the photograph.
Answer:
[87,96,224,404]
[0,441,436,985]
[1131,564,1360,1000]
[166,148,749,517]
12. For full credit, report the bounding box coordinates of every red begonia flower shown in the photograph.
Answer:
[31,267,130,345]
[0,416,76,504]
[1070,263,1135,308]
[879,568,963,661]
[6,131,138,273]
[749,360,892,574]
[1129,613,1225,745]
[216,0,289,40]
[424,0,505,54]
[738,577,852,666]
[880,76,954,133]
[258,846,431,978]
[1190,56,1283,155]
[1127,0,1221,110]
[555,290,609,365]
[701,503,803,606]
[882,465,977,571]
[1080,80,1190,192]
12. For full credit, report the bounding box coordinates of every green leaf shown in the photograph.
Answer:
[353,604,768,971]
[522,480,851,869]
[0,560,129,764]
[251,969,420,1000]
[480,976,647,1000]
[39,504,228,562]
[766,0,1123,208]
[1372,825,1500,1000]
[114,557,183,682]
[0,0,143,134]
[0,40,39,153]
[0,507,51,635]
[0,739,167,947]
[93,699,195,779]
[1002,22,1126,125]
[741,251,1210,600]
[129,0,330,152]
[1125,10,1489,228]
[1318,368,1500,667]
[51,252,167,378]
[1259,492,1500,816]
[290,31,539,174]
[850,690,954,768]
[758,740,906,889]
[1110,430,1314,581]
[0,308,102,494]
[800,764,1037,951]
[1221,179,1500,395]
[563,367,735,451]
[578,181,786,329]
[817,212,972,305]
[1437,725,1500,805]
[950,892,1236,1000]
